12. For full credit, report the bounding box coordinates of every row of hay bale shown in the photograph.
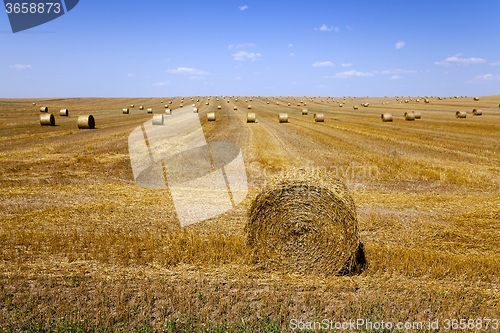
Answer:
[40,114,95,128]
[40,107,69,116]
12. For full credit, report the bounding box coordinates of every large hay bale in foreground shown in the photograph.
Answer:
[314,113,324,122]
[40,114,55,126]
[207,112,216,121]
[247,113,256,123]
[456,111,467,118]
[77,115,95,129]
[245,168,360,276]
[152,114,164,125]
[381,113,393,122]
[278,113,288,123]
[404,111,415,121]
[472,109,482,116]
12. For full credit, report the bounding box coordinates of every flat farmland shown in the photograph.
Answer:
[1,95,500,331]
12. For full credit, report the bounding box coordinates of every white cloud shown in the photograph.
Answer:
[313,61,334,67]
[239,5,248,10]
[11,64,32,71]
[127,73,134,77]
[167,67,211,75]
[232,51,262,61]
[325,70,374,79]
[436,56,487,66]
[380,69,417,75]
[288,43,293,47]
[395,41,405,49]
[228,43,256,49]
[489,62,500,66]
[391,75,402,80]
[290,53,295,57]
[474,74,500,81]
[341,63,352,67]
[153,81,170,86]
[319,24,334,32]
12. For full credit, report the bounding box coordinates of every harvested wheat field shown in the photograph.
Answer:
[1,95,500,331]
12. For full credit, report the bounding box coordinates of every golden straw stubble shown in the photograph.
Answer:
[245,168,360,276]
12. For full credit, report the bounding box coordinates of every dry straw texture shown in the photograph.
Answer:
[40,107,48,112]
[381,113,393,122]
[314,113,324,122]
[77,115,95,129]
[246,168,360,276]
[456,111,467,118]
[123,108,129,114]
[302,109,308,115]
[152,114,164,125]
[40,114,55,126]
[207,112,216,121]
[473,109,482,116]
[278,113,288,123]
[247,113,256,123]
[60,109,68,116]
[404,111,415,121]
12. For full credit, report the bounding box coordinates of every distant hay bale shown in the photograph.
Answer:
[40,114,55,126]
[353,105,358,110]
[297,103,300,106]
[160,100,163,103]
[339,104,343,107]
[381,113,393,122]
[32,103,36,105]
[416,99,420,102]
[152,114,164,125]
[218,105,222,109]
[206,102,209,105]
[267,101,270,104]
[248,105,252,109]
[276,102,279,105]
[314,113,324,122]
[414,111,422,119]
[130,105,134,108]
[472,109,482,116]
[227,100,230,103]
[40,107,48,112]
[247,113,256,123]
[180,104,183,107]
[424,99,430,103]
[123,108,129,114]
[473,97,479,101]
[455,111,467,118]
[234,106,238,110]
[169,101,173,104]
[278,113,288,123]
[147,108,153,113]
[165,105,169,108]
[207,112,216,121]
[77,115,95,129]
[193,108,198,113]
[60,109,68,116]
[139,106,144,110]
[304,103,307,106]
[404,100,409,103]
[288,103,291,106]
[404,111,415,121]
[245,168,360,276]
[302,109,308,115]
[249,98,252,101]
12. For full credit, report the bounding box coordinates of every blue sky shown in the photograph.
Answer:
[1,0,499,98]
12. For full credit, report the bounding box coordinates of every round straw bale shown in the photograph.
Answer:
[353,105,358,109]
[161,100,163,103]
[297,103,300,106]
[193,108,198,113]
[77,115,95,129]
[455,111,467,118]
[130,105,134,108]
[40,107,48,112]
[33,102,36,105]
[40,114,55,126]
[247,113,256,123]
[218,105,222,109]
[424,99,430,103]
[304,103,307,106]
[278,113,288,123]
[302,109,308,115]
[339,104,343,107]
[206,102,209,105]
[60,109,68,116]
[139,106,143,110]
[267,101,270,104]
[473,97,479,101]
[180,104,183,107]
[414,111,422,119]
[404,111,415,121]
[245,168,360,276]
[207,112,216,121]
[123,108,129,114]
[314,113,324,122]
[472,109,482,115]
[381,113,393,122]
[152,114,164,125]
[288,103,291,106]
[234,106,238,110]
[169,101,172,104]
[363,103,369,107]
[276,102,279,105]
[165,105,169,108]
[147,108,153,113]
[248,105,252,109]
